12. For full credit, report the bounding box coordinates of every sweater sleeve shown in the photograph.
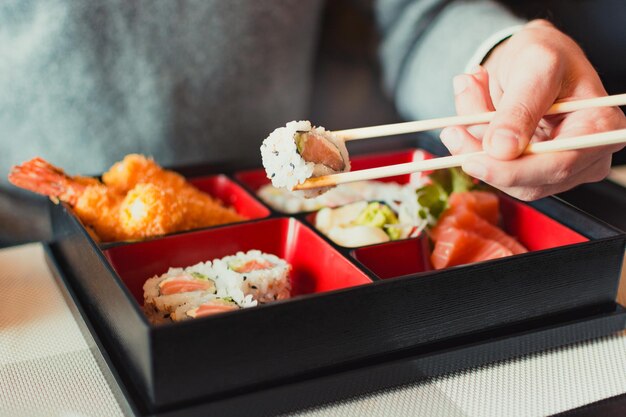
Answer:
[376,0,526,121]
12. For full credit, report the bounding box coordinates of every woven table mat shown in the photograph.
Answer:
[1,243,625,417]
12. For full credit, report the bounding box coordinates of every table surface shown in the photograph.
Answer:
[2,169,626,417]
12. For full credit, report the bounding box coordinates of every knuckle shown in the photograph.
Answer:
[517,187,543,202]
[507,102,536,126]
[551,165,575,184]
[523,44,560,71]
[490,169,517,188]
[591,159,611,182]
[598,108,626,130]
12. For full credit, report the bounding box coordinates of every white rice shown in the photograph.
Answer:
[212,250,291,304]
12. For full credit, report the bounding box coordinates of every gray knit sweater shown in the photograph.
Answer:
[0,0,525,242]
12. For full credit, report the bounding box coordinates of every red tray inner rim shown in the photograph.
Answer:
[353,195,588,279]
[104,218,372,307]
[189,174,269,219]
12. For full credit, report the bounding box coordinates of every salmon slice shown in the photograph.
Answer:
[233,259,273,273]
[190,302,238,318]
[448,191,500,224]
[430,227,513,269]
[159,275,215,295]
[432,208,527,255]
[296,132,345,171]
[466,237,514,263]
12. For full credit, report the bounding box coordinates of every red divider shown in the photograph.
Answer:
[499,196,587,251]
[190,174,270,219]
[352,237,432,279]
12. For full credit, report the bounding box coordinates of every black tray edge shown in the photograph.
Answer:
[44,242,626,417]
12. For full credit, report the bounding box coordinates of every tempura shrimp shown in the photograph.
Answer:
[8,156,244,242]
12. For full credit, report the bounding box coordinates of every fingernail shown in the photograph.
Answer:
[440,128,461,153]
[490,129,520,158]
[452,75,468,95]
[463,160,487,179]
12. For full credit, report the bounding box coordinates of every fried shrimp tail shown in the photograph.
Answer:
[8,157,99,205]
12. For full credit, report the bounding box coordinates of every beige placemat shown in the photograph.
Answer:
[1,243,626,417]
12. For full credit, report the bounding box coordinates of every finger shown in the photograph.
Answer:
[453,67,495,115]
[551,106,626,140]
[483,47,564,160]
[440,127,483,155]
[443,67,495,154]
[497,156,613,201]
[461,146,610,188]
[454,67,495,139]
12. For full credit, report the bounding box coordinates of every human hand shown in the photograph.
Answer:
[440,20,626,201]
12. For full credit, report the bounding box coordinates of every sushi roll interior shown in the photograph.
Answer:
[261,120,350,197]
[213,250,291,304]
[171,295,240,322]
[142,250,291,324]
[143,262,218,323]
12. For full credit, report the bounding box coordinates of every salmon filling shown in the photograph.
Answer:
[296,132,345,171]
[232,259,273,273]
[187,302,238,318]
[159,275,215,295]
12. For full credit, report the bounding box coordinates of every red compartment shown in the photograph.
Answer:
[104,218,372,306]
[353,195,588,280]
[190,174,270,219]
[235,148,431,194]
[353,237,432,279]
[499,196,587,250]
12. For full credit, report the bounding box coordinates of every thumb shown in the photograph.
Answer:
[484,58,562,160]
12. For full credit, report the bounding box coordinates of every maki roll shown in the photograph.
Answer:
[171,295,240,322]
[142,250,291,324]
[143,262,218,323]
[213,250,291,304]
[261,120,350,196]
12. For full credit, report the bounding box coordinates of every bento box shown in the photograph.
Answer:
[44,148,626,416]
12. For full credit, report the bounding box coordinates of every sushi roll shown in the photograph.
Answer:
[142,251,292,324]
[171,295,240,322]
[213,250,291,304]
[143,262,218,323]
[261,120,350,197]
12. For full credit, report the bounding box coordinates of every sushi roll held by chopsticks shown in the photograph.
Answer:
[261,120,351,197]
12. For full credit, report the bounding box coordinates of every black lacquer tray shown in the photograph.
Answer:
[44,148,626,416]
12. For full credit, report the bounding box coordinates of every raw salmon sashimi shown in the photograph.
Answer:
[431,207,527,255]
[447,191,500,225]
[429,190,527,269]
[431,227,513,269]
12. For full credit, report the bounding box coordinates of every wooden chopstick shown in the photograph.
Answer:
[334,93,626,141]
[293,128,626,190]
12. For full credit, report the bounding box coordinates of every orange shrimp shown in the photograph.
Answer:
[119,183,185,239]
[8,158,125,241]
[103,154,244,230]
[102,154,189,193]
[8,156,245,242]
